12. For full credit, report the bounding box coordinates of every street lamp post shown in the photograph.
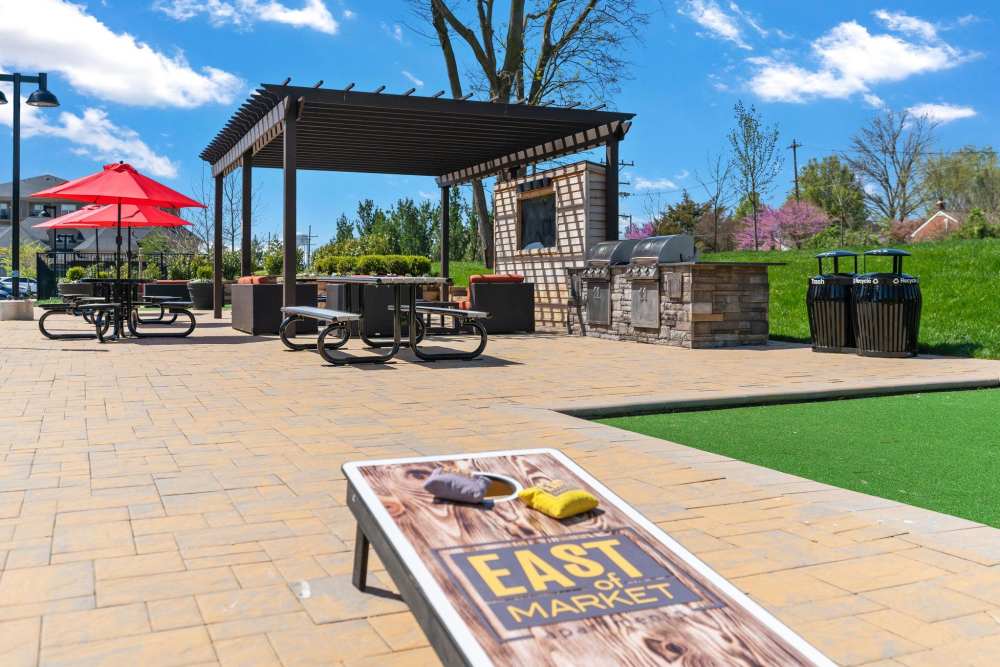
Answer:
[0,72,60,299]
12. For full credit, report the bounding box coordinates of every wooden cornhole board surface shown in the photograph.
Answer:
[343,449,834,666]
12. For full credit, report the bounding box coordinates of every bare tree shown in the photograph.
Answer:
[728,101,782,251]
[413,0,649,266]
[845,109,936,223]
[696,151,733,251]
[184,165,263,254]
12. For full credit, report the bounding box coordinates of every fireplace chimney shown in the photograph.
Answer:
[937,198,946,211]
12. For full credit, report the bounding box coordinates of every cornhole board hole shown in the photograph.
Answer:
[343,448,834,667]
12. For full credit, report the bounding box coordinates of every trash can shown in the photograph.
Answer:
[853,248,921,358]
[807,250,858,353]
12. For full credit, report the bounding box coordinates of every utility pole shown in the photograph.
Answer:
[788,139,802,201]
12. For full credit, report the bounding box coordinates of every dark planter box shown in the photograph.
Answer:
[471,282,536,333]
[145,282,190,301]
[188,282,214,309]
[58,282,94,299]
[232,283,318,335]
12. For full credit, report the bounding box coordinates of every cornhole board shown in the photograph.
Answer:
[343,448,834,667]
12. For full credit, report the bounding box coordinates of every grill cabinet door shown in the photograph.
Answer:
[586,280,611,326]
[632,280,660,328]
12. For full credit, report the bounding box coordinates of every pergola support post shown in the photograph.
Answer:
[213,174,224,318]
[241,150,253,277]
[282,98,297,314]
[440,184,449,301]
[605,137,620,241]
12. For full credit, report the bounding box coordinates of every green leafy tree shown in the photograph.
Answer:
[955,208,1000,239]
[335,213,354,243]
[653,190,706,236]
[922,146,1000,215]
[796,156,867,229]
[356,200,379,238]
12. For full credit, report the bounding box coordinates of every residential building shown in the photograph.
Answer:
[909,200,968,242]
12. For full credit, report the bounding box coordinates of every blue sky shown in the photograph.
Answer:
[1,1,997,241]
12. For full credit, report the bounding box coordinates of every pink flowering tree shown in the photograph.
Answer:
[736,200,829,250]
[624,220,657,240]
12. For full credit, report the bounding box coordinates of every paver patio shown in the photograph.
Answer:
[2,310,1000,666]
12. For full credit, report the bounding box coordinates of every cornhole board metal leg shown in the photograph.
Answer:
[346,480,470,667]
[352,525,369,592]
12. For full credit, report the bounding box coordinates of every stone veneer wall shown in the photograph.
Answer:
[582,263,770,348]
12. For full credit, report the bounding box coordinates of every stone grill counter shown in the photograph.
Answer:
[583,262,772,348]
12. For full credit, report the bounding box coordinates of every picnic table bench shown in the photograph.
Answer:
[279,306,377,365]
[388,304,489,361]
[344,449,834,667]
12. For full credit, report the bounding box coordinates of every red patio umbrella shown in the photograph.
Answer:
[31,163,204,314]
[34,204,191,229]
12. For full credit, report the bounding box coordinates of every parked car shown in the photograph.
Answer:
[0,284,12,300]
[0,277,38,296]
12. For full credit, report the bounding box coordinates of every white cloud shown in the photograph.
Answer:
[635,177,678,191]
[675,169,690,180]
[343,9,355,19]
[873,9,937,40]
[0,84,176,178]
[418,191,435,199]
[382,22,404,43]
[156,0,338,34]
[748,19,970,103]
[863,93,886,109]
[679,0,750,49]
[401,70,424,88]
[0,0,242,108]
[907,103,976,124]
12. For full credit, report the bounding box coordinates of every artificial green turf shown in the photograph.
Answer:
[706,239,1000,359]
[598,389,1000,527]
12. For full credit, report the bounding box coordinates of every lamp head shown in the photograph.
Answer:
[0,90,7,105]
[26,73,58,108]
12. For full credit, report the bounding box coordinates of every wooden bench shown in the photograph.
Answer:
[390,304,489,361]
[279,306,397,366]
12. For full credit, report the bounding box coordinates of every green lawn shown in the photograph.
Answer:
[434,260,489,288]
[599,389,1000,526]
[706,239,1000,359]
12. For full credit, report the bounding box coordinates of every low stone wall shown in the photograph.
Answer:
[583,263,770,348]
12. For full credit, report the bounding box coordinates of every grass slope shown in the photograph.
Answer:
[706,239,1000,359]
[599,389,1000,527]
[433,260,489,288]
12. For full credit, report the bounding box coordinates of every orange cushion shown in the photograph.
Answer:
[238,276,276,284]
[455,298,471,310]
[153,279,189,285]
[469,274,523,284]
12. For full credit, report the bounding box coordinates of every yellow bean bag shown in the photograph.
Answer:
[518,486,598,519]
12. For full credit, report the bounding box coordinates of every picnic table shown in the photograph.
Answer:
[282,276,488,364]
[343,449,834,666]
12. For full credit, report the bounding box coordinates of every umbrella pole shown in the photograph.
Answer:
[116,200,123,338]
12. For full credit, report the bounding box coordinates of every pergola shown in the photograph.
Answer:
[200,82,635,318]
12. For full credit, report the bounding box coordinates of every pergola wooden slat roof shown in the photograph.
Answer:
[201,84,634,185]
[199,82,636,319]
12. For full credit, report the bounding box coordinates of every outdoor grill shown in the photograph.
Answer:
[582,239,639,326]
[624,234,696,329]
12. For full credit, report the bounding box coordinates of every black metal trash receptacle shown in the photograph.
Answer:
[807,250,858,353]
[853,249,921,358]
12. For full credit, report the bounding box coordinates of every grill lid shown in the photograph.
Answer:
[586,239,640,265]
[629,234,696,264]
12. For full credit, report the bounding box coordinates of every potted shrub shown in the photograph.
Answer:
[58,266,93,298]
[188,265,215,309]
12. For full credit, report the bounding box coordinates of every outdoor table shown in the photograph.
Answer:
[343,449,834,667]
[318,275,450,359]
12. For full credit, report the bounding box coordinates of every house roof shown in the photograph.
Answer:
[0,175,68,199]
[0,218,55,246]
[200,83,635,186]
[909,209,969,239]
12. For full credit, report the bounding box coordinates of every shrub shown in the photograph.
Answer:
[65,266,86,282]
[222,249,241,280]
[87,264,114,280]
[334,256,358,274]
[384,255,410,275]
[167,257,194,280]
[194,265,213,281]
[954,208,1000,240]
[142,264,163,281]
[409,256,431,275]
[355,255,388,275]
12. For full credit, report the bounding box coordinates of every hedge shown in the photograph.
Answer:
[313,254,432,276]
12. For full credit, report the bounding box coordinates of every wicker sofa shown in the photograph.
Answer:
[456,274,534,333]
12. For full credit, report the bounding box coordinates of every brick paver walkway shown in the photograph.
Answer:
[2,311,1000,666]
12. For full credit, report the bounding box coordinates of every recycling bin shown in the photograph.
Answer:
[807,250,858,353]
[853,249,921,358]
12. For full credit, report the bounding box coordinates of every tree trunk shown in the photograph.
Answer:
[471,180,494,267]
